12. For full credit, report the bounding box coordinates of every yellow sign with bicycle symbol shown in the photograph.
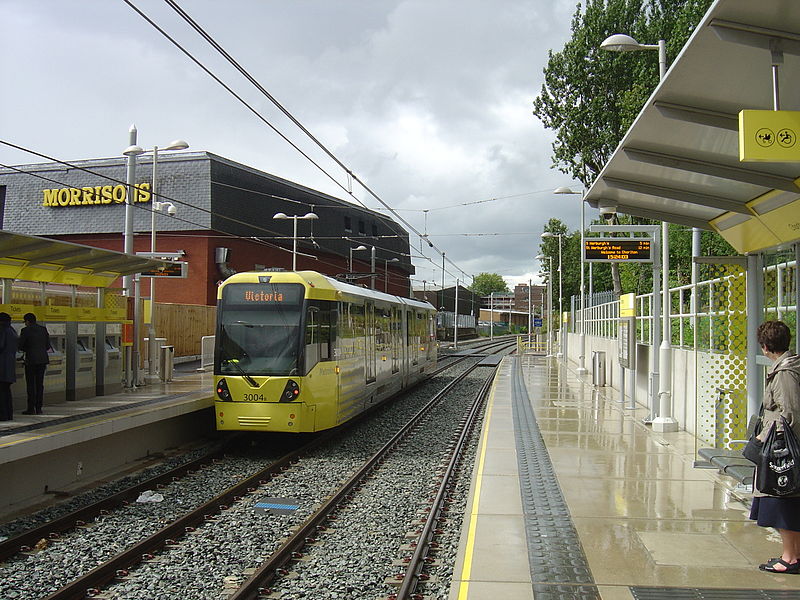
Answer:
[739,110,800,161]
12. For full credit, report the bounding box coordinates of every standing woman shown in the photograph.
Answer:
[750,320,800,573]
[0,312,18,421]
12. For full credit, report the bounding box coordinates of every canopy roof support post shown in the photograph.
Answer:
[746,253,765,420]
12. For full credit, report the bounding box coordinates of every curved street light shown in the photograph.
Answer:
[536,254,554,357]
[601,33,677,432]
[349,244,367,272]
[554,186,586,373]
[273,212,319,270]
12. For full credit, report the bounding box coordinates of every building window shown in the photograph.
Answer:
[358,220,365,235]
[372,223,378,237]
[344,216,352,232]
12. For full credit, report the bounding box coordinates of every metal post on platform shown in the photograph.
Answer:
[489,292,494,340]
[454,279,459,350]
[527,279,532,349]
[370,245,376,290]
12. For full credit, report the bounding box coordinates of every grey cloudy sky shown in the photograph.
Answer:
[0,0,589,289]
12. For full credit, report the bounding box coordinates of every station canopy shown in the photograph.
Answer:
[0,231,172,287]
[584,0,800,254]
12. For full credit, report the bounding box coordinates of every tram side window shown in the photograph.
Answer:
[304,300,335,373]
[376,308,391,352]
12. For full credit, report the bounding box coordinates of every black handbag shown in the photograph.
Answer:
[755,416,800,496]
[743,410,764,464]
[743,435,763,464]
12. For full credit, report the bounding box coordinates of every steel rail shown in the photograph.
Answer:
[0,436,242,562]
[27,347,504,600]
[394,367,496,599]
[227,363,484,600]
[39,431,338,600]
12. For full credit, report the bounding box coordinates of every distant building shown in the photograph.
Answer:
[513,283,547,312]
[479,283,547,329]
[0,152,414,305]
[413,283,480,341]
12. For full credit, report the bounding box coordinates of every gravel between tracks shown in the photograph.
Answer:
[1,357,488,600]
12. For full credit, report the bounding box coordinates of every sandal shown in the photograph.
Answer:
[759,557,800,573]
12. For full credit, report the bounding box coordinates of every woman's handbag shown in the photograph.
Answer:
[743,435,763,464]
[755,416,800,496]
[743,411,764,464]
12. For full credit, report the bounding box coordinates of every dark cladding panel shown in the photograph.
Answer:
[209,156,413,274]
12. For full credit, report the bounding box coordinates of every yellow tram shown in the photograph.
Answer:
[214,271,437,432]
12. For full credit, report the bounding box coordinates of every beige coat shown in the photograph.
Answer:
[754,351,800,498]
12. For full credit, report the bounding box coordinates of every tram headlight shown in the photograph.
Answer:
[281,379,300,402]
[216,378,232,402]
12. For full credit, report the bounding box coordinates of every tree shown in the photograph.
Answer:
[533,0,736,300]
[532,0,714,187]
[470,273,509,296]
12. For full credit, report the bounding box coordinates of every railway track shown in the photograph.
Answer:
[1,340,516,600]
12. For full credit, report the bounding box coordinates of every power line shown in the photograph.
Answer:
[123,0,470,282]
[0,141,470,284]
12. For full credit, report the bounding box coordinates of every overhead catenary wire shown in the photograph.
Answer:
[124,0,469,282]
[0,142,461,281]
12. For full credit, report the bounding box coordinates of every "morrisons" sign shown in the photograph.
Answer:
[42,183,151,207]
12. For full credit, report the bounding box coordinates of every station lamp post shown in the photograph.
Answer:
[540,231,563,357]
[349,245,367,272]
[601,34,677,432]
[121,128,188,387]
[272,212,319,270]
[146,140,188,381]
[384,257,400,292]
[536,254,554,357]
[122,126,144,299]
[489,292,494,340]
[554,186,587,374]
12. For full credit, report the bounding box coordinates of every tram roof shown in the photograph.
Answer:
[0,230,174,287]
[583,0,800,254]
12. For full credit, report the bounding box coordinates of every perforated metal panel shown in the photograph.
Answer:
[695,263,747,450]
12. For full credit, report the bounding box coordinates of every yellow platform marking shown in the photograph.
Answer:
[457,375,497,599]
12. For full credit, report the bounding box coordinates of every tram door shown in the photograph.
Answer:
[365,302,376,383]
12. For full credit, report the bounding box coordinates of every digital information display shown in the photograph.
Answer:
[139,261,188,278]
[584,239,652,263]
[223,283,304,306]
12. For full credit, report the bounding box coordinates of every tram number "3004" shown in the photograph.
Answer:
[242,393,265,402]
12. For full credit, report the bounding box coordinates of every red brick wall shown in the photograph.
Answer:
[53,232,410,305]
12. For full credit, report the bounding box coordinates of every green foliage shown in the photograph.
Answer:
[470,272,509,296]
[532,0,714,187]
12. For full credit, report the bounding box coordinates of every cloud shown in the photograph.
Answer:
[0,0,585,287]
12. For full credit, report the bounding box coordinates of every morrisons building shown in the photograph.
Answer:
[0,152,414,306]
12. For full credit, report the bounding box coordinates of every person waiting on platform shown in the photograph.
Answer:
[19,312,50,415]
[0,312,18,421]
[750,320,800,574]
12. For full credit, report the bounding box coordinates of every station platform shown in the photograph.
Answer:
[0,366,215,512]
[450,353,800,599]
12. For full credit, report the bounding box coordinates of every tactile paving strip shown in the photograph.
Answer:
[631,587,800,599]
[510,356,600,600]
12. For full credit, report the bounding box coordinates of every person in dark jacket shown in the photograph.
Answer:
[0,312,18,421]
[750,320,800,574]
[18,312,50,415]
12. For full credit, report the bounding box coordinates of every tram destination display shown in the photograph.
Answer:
[583,238,652,263]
